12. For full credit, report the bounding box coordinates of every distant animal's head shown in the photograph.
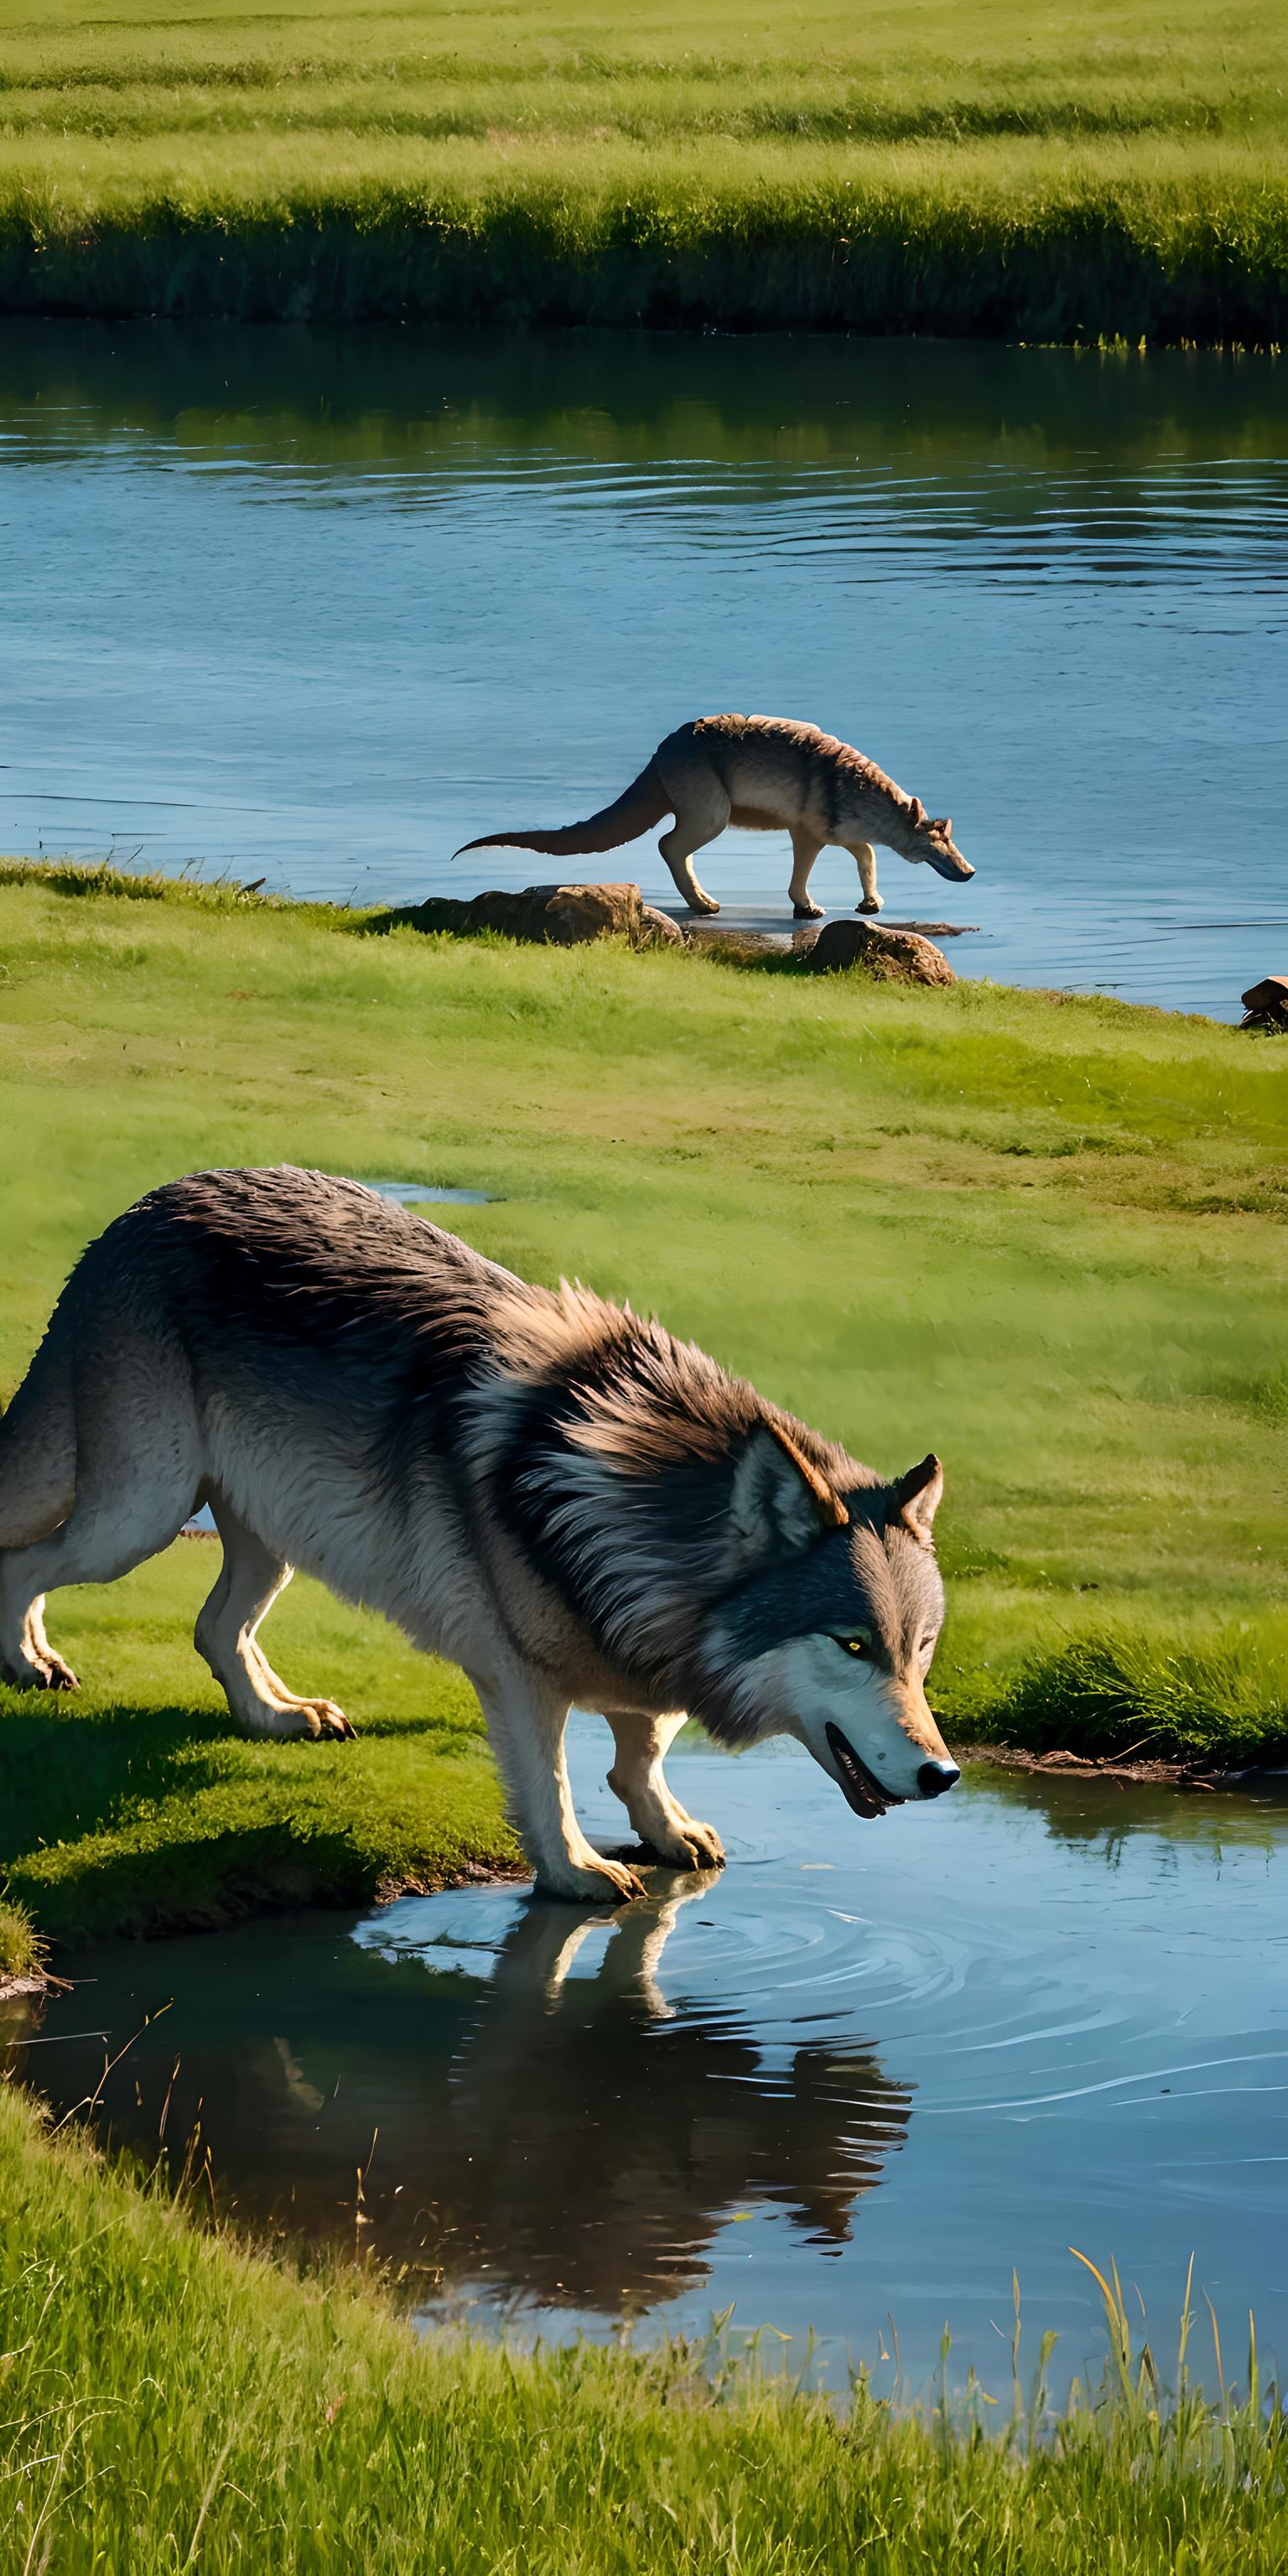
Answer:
[901,797,974,883]
[699,1426,959,1816]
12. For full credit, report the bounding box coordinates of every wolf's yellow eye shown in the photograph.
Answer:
[832,1633,871,1659]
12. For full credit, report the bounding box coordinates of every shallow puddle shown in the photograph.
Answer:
[9,1719,1286,2394]
[362,1180,493,1208]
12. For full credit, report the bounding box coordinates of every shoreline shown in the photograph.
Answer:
[3,193,1285,347]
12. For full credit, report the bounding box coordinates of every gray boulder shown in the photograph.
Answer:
[802,920,956,986]
[398,881,685,952]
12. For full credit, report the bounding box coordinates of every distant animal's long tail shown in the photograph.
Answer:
[454,758,668,860]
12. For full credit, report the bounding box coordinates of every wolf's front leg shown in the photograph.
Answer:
[606,1711,725,1871]
[475,1670,647,1903]
[852,841,883,912]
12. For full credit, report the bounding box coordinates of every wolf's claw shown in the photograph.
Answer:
[299,1699,354,1741]
[39,1652,80,1690]
[542,1854,647,1904]
[641,1820,725,1871]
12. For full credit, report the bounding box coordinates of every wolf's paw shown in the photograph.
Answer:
[642,1817,726,1871]
[244,1696,355,1741]
[540,1853,648,1905]
[295,1698,355,1742]
[1,1645,80,1691]
[792,900,824,920]
[856,896,884,916]
[687,895,720,917]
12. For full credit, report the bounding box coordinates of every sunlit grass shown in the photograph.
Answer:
[0,0,1285,336]
[0,1896,45,1980]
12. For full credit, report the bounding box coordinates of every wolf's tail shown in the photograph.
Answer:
[454,759,668,860]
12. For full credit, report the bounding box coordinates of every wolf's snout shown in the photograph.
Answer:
[917,1758,960,1798]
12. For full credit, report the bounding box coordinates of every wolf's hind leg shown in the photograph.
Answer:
[0,1348,78,1686]
[851,841,883,913]
[657,777,730,916]
[787,829,825,920]
[0,1370,197,1690]
[606,1711,725,1871]
[195,1495,353,1741]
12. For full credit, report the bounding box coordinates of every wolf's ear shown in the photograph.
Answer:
[726,1422,849,1571]
[907,796,927,828]
[886,1454,943,1549]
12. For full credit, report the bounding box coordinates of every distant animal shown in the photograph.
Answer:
[0,1167,960,1904]
[455,713,974,919]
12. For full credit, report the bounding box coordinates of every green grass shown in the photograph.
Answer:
[0,1548,521,1944]
[0,1895,44,1981]
[0,856,1286,1945]
[1,0,1285,340]
[0,2076,1284,2575]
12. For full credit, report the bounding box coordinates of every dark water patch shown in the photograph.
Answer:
[10,1718,1286,2394]
[1,324,1285,1017]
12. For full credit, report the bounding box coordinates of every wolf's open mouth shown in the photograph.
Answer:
[825,1722,905,1820]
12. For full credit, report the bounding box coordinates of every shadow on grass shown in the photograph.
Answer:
[0,1699,252,1853]
[0,1694,485,1855]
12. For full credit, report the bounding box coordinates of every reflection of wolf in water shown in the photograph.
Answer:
[427,1886,911,2309]
[456,713,974,919]
[29,1877,912,2313]
[0,1166,959,1903]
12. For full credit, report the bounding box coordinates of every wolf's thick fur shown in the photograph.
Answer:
[0,1169,959,1902]
[455,713,975,919]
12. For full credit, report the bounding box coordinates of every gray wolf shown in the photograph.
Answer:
[456,713,974,919]
[0,1168,960,1903]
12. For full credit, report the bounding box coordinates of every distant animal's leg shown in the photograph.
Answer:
[0,1365,198,1691]
[851,841,883,914]
[606,1710,725,1870]
[657,776,730,917]
[787,828,825,920]
[473,1670,647,1903]
[195,1493,353,1741]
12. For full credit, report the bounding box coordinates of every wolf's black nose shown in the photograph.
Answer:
[917,1760,960,1798]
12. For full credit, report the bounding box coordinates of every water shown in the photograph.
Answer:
[10,1717,1286,2397]
[3,322,1285,1018]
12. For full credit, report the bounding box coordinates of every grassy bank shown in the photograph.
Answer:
[0,2076,1282,2574]
[1,857,1285,1945]
[1,0,1285,341]
[0,1542,520,1945]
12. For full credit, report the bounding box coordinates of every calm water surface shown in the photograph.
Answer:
[2,323,1285,1016]
[10,1721,1287,2397]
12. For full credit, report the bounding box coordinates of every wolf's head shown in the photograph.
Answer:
[902,798,974,884]
[700,1427,958,1816]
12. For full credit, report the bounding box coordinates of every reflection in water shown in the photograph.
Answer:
[10,1729,1288,2391]
[2,322,1285,1013]
[8,1872,910,2318]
